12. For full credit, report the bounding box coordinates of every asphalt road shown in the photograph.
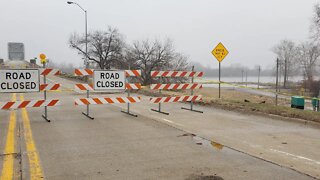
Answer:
[0,75,319,180]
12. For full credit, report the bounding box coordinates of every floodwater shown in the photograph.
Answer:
[198,76,306,84]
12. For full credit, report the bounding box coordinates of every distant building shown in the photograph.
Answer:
[8,42,25,61]
[0,42,41,69]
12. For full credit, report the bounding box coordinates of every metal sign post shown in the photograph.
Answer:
[211,42,229,99]
[219,62,221,98]
[39,53,60,122]
[42,62,50,122]
[181,66,203,113]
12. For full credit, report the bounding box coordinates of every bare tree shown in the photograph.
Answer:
[272,39,297,88]
[296,41,320,84]
[126,39,189,85]
[69,26,125,69]
[169,53,189,71]
[310,3,320,41]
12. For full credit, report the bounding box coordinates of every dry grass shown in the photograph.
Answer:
[139,87,320,123]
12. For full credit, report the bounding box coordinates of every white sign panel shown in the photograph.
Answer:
[0,69,40,93]
[93,70,125,91]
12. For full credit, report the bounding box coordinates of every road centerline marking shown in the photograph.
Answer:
[0,93,17,180]
[20,94,44,179]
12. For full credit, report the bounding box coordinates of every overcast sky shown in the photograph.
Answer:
[0,0,318,69]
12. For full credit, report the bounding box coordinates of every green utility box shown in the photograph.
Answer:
[312,97,319,111]
[291,96,305,110]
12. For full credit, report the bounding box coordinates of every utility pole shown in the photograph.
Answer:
[258,65,261,89]
[276,58,279,106]
[67,1,88,68]
[246,71,248,87]
[67,1,92,119]
[242,69,244,84]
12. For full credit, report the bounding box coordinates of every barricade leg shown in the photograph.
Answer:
[181,102,203,113]
[121,103,138,117]
[42,108,50,122]
[181,66,203,113]
[151,103,169,115]
[121,90,138,117]
[151,86,169,115]
[82,90,94,119]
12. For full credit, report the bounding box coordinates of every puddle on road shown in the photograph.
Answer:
[177,132,252,160]
[211,141,224,150]
[177,133,225,151]
[191,136,224,151]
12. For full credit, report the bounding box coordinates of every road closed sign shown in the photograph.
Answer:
[0,69,40,93]
[93,70,125,91]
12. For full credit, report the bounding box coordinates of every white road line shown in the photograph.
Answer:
[162,118,184,127]
[162,118,173,123]
[270,148,320,166]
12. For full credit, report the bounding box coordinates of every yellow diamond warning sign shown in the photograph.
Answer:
[39,53,47,64]
[211,42,229,62]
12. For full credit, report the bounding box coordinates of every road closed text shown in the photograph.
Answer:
[94,70,125,91]
[0,70,40,93]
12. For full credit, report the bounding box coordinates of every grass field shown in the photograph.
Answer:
[139,87,320,123]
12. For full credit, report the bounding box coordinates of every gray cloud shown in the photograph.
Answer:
[0,0,318,68]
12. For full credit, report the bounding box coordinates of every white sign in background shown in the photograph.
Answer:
[93,70,125,91]
[0,69,40,93]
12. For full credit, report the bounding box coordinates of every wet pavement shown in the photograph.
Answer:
[0,75,318,179]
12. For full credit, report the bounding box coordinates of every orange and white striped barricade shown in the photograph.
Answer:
[0,68,61,122]
[40,67,61,122]
[181,66,204,113]
[121,70,142,117]
[74,97,141,105]
[40,83,61,91]
[150,67,204,115]
[149,95,202,103]
[74,69,142,119]
[0,99,60,110]
[74,69,94,119]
